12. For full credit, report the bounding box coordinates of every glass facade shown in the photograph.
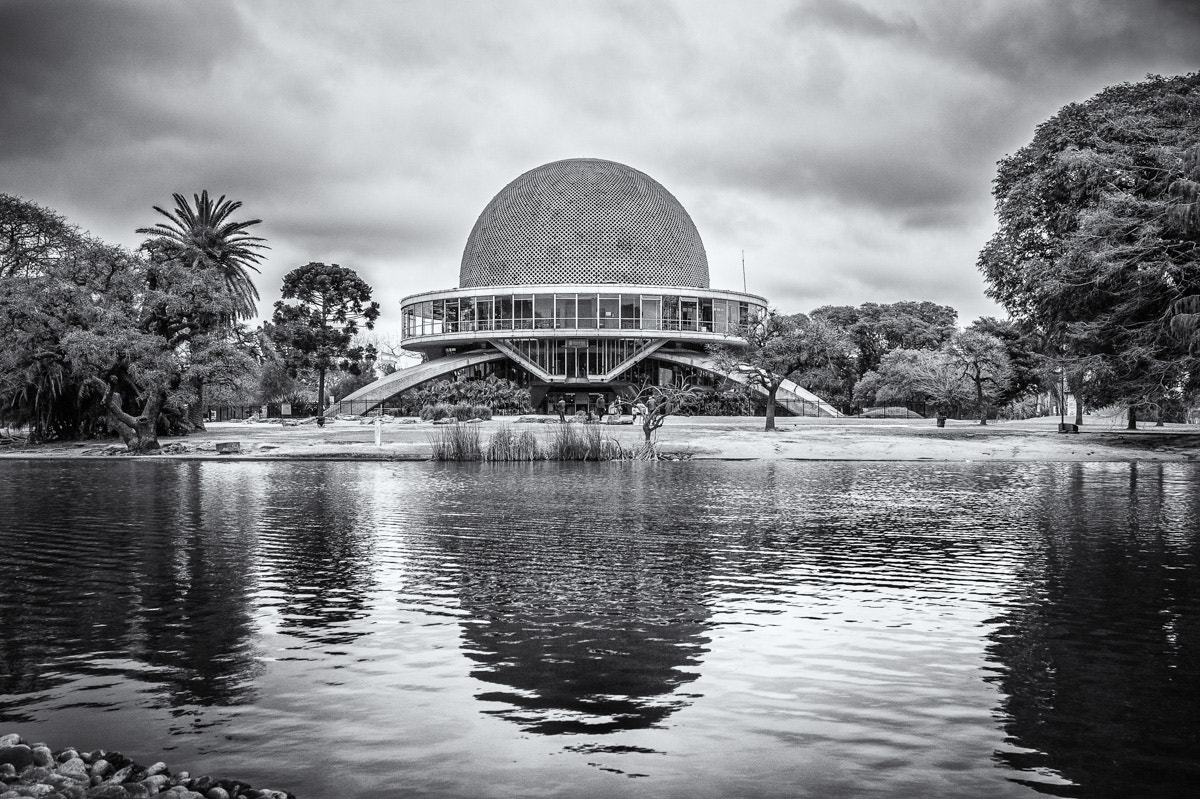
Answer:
[403,291,756,338]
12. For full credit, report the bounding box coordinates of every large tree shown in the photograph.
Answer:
[137,191,267,320]
[978,72,1200,425]
[945,329,1014,425]
[854,348,972,418]
[137,191,267,429]
[0,194,82,278]
[710,310,849,431]
[270,262,381,415]
[810,300,958,409]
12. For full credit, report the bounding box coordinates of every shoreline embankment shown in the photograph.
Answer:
[2,415,1198,463]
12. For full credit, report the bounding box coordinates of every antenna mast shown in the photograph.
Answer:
[741,250,747,293]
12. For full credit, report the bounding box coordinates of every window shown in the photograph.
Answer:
[534,295,554,329]
[514,296,533,329]
[555,294,576,329]
[577,294,597,329]
[620,294,640,329]
[496,295,513,330]
[680,298,698,331]
[642,296,661,330]
[599,295,619,329]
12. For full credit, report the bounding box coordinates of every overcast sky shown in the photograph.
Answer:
[2,0,1198,335]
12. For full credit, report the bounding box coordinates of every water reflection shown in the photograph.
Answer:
[985,463,1200,798]
[253,463,380,648]
[432,463,713,734]
[0,462,262,725]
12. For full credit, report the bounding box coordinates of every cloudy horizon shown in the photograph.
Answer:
[3,0,1198,335]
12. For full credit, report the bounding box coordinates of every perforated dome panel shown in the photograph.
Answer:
[459,158,709,288]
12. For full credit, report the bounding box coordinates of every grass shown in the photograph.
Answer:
[430,422,629,461]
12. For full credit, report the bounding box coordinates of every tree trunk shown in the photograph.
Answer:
[187,376,207,432]
[1069,375,1084,426]
[976,380,987,425]
[765,384,779,431]
[318,367,327,417]
[96,378,164,453]
[1127,405,1137,430]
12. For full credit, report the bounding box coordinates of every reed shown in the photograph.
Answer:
[429,423,483,460]
[547,423,626,460]
[433,422,626,461]
[485,425,542,461]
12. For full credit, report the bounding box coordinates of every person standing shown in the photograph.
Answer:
[556,396,567,423]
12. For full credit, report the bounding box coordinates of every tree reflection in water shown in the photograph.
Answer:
[435,464,713,735]
[0,461,263,726]
[254,463,379,648]
[985,463,1200,798]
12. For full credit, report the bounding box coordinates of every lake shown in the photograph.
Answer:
[1,459,1197,798]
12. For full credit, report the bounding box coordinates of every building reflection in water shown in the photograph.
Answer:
[429,463,714,735]
[985,463,1200,798]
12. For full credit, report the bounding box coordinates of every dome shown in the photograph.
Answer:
[459,158,709,289]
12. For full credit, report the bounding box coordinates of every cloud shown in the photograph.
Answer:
[1,0,1198,335]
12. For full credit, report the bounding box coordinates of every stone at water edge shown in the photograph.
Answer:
[140,774,171,793]
[31,747,54,768]
[0,735,19,748]
[0,745,34,770]
[90,759,113,778]
[203,788,229,799]
[143,763,168,778]
[215,442,241,454]
[57,757,89,782]
[85,785,131,799]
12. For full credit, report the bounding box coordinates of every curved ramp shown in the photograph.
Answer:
[653,350,841,417]
[331,350,506,415]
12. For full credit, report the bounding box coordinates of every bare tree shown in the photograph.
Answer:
[622,379,701,456]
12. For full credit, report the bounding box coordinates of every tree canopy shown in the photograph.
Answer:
[710,310,848,431]
[270,261,381,414]
[1,193,264,450]
[977,72,1200,421]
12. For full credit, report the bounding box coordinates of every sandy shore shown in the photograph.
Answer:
[3,414,1199,462]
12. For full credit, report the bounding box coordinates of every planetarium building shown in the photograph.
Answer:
[336,158,835,417]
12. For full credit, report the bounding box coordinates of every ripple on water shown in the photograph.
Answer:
[1,459,1199,798]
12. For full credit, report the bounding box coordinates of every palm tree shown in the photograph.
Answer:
[138,191,267,431]
[137,190,267,320]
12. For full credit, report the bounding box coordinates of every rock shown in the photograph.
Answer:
[0,736,19,748]
[0,746,34,771]
[16,784,56,797]
[31,747,54,768]
[89,761,112,779]
[215,442,241,454]
[203,789,228,799]
[103,766,134,785]
[58,751,80,765]
[60,785,88,799]
[140,775,170,794]
[57,759,89,782]
[20,766,54,783]
[142,764,167,779]
[86,785,130,799]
